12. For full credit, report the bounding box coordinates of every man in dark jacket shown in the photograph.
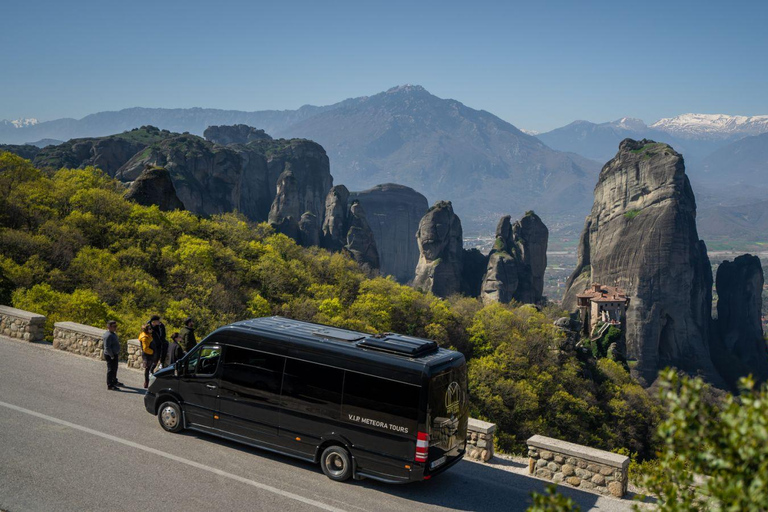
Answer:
[150,315,168,368]
[179,317,197,352]
[168,332,185,365]
[103,320,122,390]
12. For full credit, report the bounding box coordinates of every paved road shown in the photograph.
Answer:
[0,337,634,512]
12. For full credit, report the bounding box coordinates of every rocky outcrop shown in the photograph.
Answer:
[321,185,350,251]
[513,212,549,302]
[349,184,429,283]
[344,202,379,271]
[319,187,379,270]
[204,124,272,145]
[563,139,723,387]
[714,255,768,383]
[116,135,332,232]
[413,201,464,297]
[268,170,301,239]
[480,212,548,305]
[33,126,172,176]
[298,212,320,248]
[0,144,40,161]
[124,166,185,211]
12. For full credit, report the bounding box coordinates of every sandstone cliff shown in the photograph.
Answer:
[413,201,464,297]
[349,184,428,284]
[33,126,173,176]
[344,201,380,271]
[321,185,350,251]
[714,255,768,384]
[563,139,724,387]
[204,124,272,145]
[480,212,548,305]
[116,135,332,232]
[124,166,185,211]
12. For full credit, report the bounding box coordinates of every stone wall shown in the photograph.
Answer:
[52,321,108,360]
[0,305,46,342]
[466,418,496,462]
[127,339,143,369]
[527,435,629,498]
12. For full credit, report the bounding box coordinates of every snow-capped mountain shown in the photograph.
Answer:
[520,128,540,135]
[1,118,39,129]
[651,113,768,140]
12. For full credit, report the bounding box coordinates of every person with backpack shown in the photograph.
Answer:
[139,323,155,388]
[150,315,168,369]
[179,317,197,352]
[168,332,185,365]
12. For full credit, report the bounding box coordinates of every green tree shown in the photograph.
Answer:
[640,369,768,511]
[528,485,580,512]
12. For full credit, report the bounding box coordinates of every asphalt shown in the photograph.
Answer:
[0,336,635,512]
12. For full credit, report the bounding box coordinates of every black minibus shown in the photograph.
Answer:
[144,316,468,483]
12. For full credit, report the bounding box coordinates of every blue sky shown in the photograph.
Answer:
[2,0,767,131]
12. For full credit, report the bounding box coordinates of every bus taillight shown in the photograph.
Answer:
[415,431,429,462]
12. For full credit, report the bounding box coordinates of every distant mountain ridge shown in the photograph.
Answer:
[0,85,601,231]
[651,113,768,139]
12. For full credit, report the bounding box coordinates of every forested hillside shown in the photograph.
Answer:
[0,152,660,456]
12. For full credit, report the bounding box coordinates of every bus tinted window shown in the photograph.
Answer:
[282,359,343,419]
[222,346,285,395]
[342,372,419,436]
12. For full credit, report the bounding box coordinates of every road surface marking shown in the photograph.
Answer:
[0,400,347,512]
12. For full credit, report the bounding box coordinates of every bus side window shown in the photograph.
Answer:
[281,359,343,419]
[222,346,285,395]
[343,372,419,434]
[189,345,220,376]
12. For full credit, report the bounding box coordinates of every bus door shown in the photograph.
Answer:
[179,344,221,428]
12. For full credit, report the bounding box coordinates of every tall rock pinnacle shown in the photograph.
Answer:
[563,139,724,387]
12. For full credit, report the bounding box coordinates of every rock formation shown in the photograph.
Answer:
[413,201,464,297]
[204,124,272,145]
[480,212,548,305]
[33,126,172,176]
[0,144,41,161]
[124,166,185,211]
[320,186,379,270]
[714,255,768,383]
[116,134,332,232]
[268,170,301,240]
[563,139,724,387]
[344,201,380,271]
[349,184,429,283]
[298,212,320,248]
[321,185,350,251]
[513,212,549,302]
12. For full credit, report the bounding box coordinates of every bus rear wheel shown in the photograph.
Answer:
[320,445,352,481]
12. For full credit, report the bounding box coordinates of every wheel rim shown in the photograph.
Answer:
[324,452,346,477]
[161,406,178,429]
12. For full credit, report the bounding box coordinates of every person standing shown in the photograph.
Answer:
[150,315,168,369]
[168,332,185,365]
[139,323,155,388]
[179,317,196,352]
[103,320,122,390]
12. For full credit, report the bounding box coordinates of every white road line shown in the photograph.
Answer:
[0,400,347,512]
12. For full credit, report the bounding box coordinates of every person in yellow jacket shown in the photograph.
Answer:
[139,323,155,388]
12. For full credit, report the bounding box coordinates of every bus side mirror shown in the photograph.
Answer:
[175,360,183,375]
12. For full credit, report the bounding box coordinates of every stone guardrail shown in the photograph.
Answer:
[0,305,46,342]
[127,339,143,369]
[527,435,629,497]
[466,418,496,462]
[53,321,108,360]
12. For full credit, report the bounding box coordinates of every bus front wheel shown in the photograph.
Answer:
[320,445,352,482]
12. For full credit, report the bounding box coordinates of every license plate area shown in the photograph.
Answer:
[430,456,447,470]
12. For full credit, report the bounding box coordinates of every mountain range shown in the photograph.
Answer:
[2,87,766,246]
[0,86,601,233]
